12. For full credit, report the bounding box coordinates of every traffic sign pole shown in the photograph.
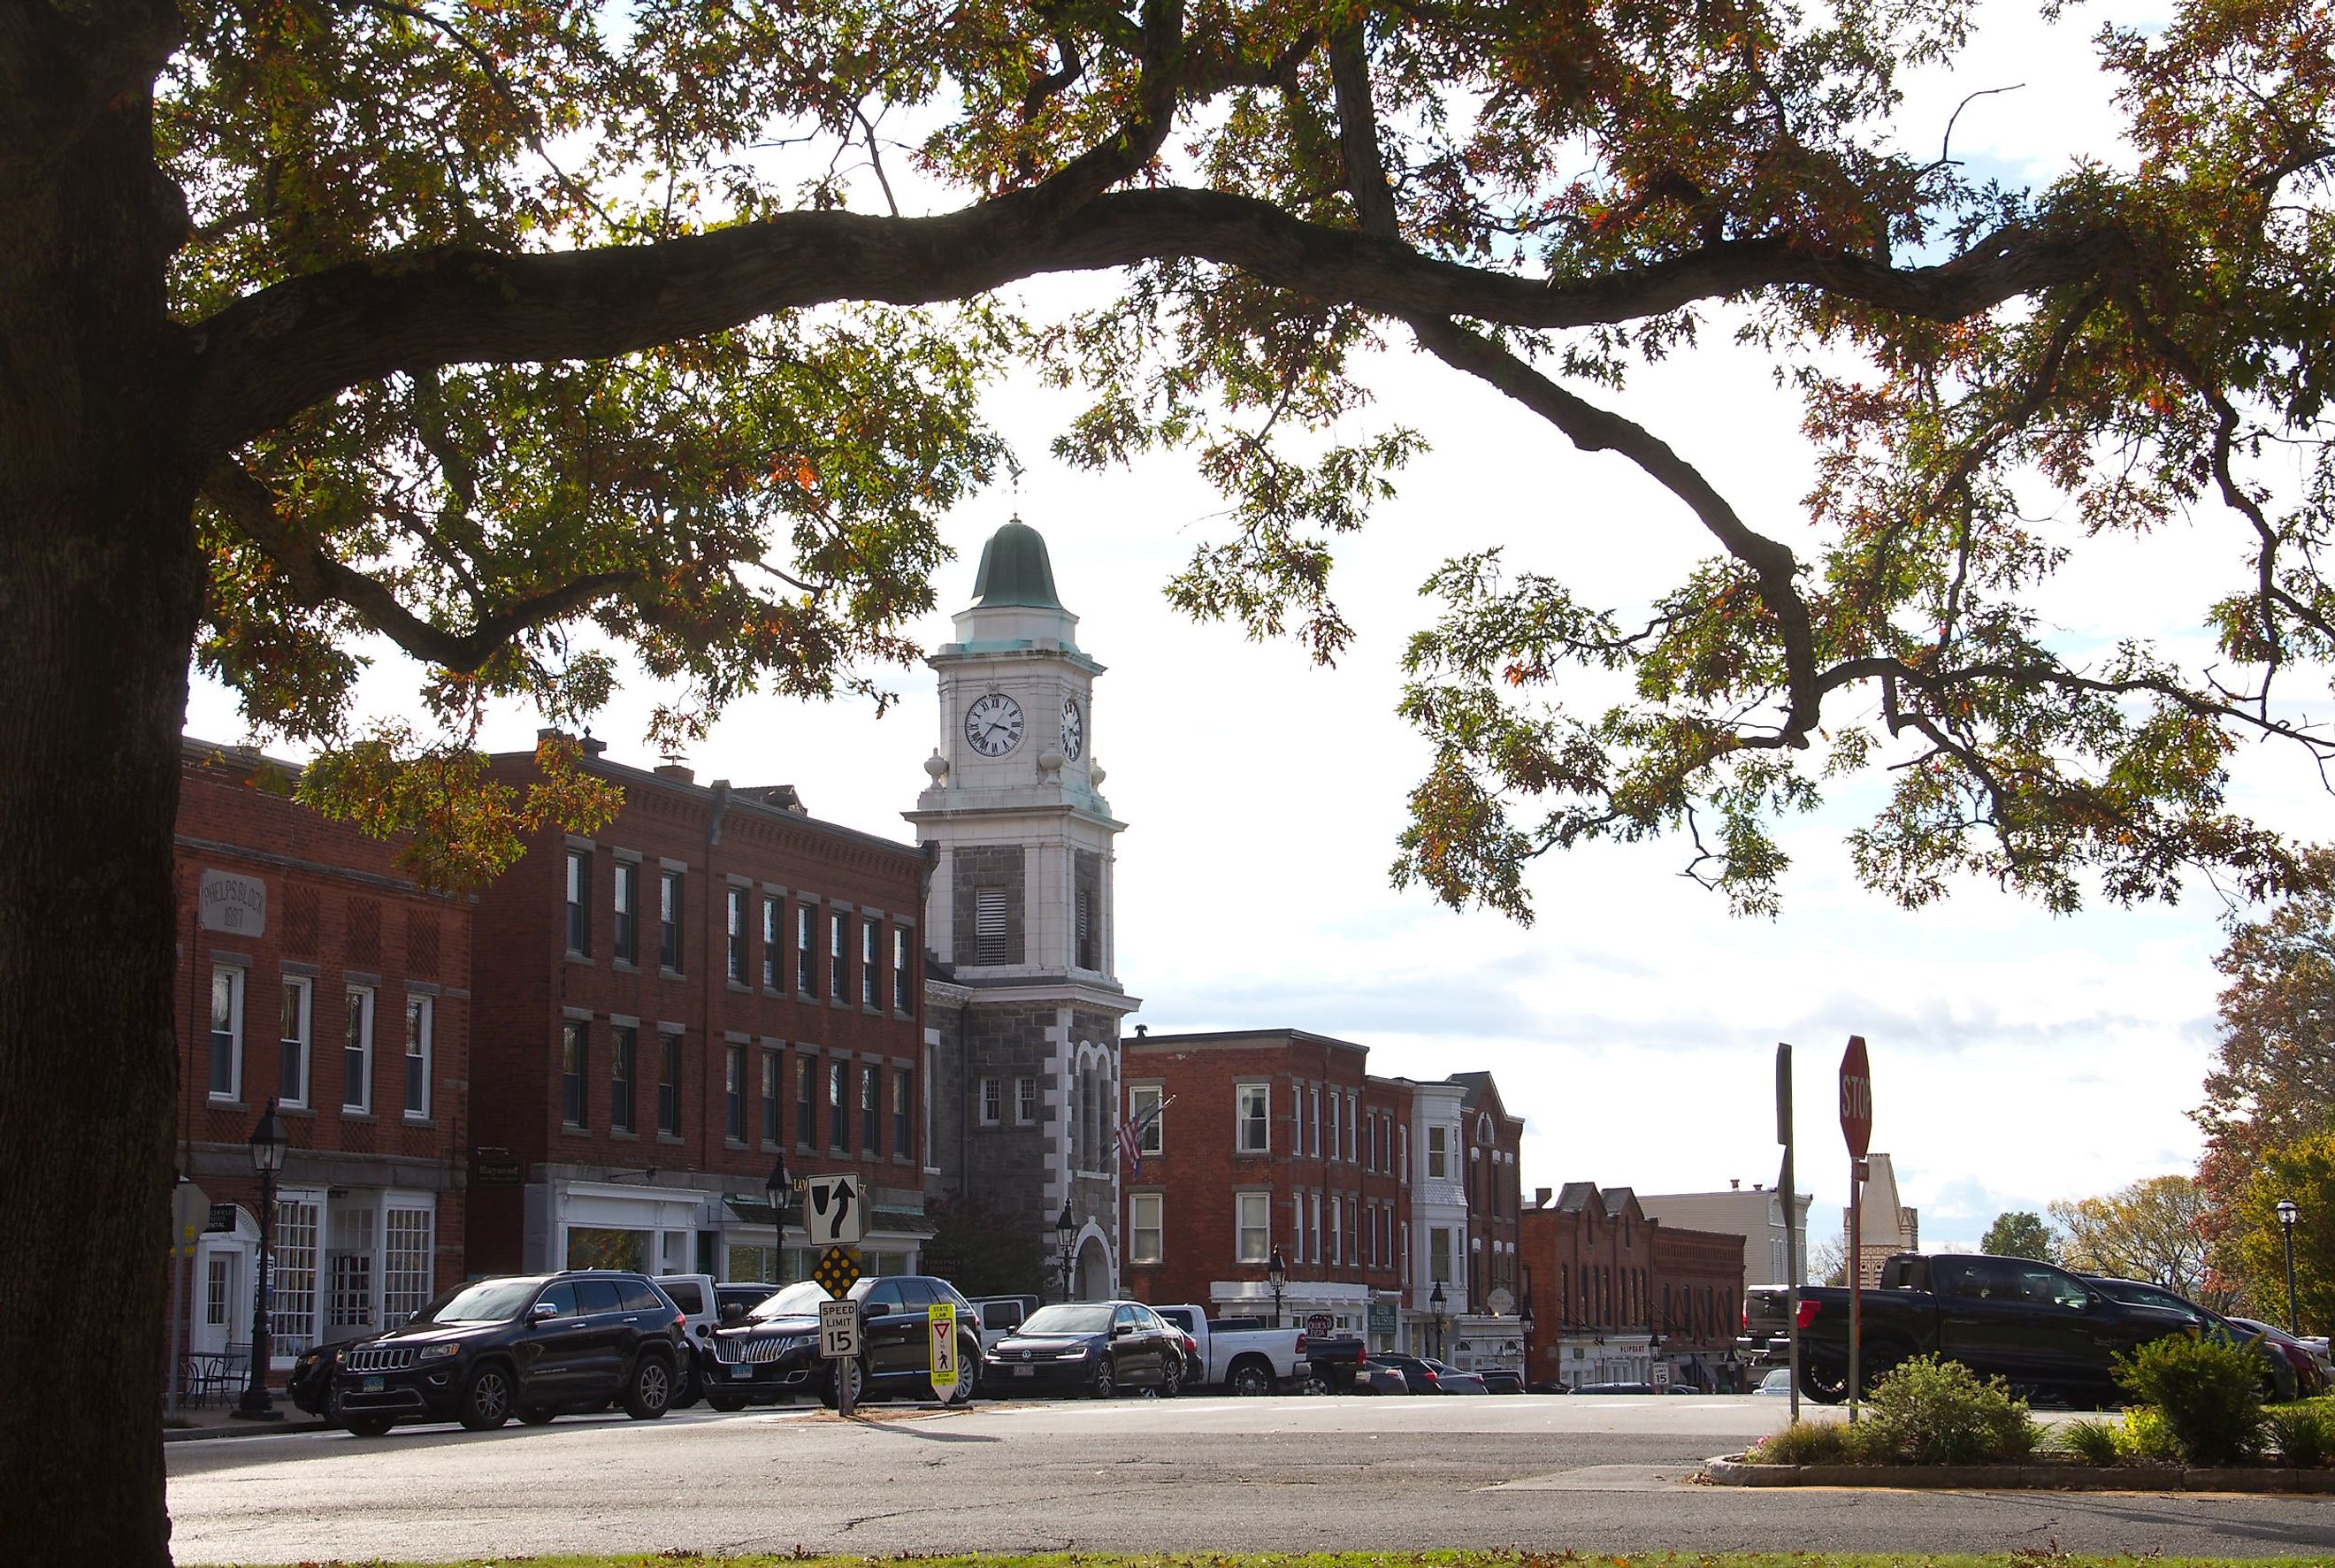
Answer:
[1840,1035,1873,1422]
[1776,1043,1798,1426]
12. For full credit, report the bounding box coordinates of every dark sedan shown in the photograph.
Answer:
[702,1274,982,1410]
[982,1301,1183,1397]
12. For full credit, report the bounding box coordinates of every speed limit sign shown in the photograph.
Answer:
[819,1297,861,1360]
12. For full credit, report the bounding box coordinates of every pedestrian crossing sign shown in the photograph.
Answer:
[928,1302,959,1393]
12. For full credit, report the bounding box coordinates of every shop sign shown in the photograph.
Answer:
[472,1151,524,1187]
[198,869,267,936]
[1367,1299,1397,1335]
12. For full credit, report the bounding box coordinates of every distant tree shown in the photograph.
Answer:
[2227,1132,2335,1336]
[919,1196,1050,1301]
[2195,885,2335,1221]
[2050,1175,2222,1306]
[1979,1212,2057,1263]
[1807,1237,1850,1288]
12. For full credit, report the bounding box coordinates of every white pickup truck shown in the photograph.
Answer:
[1149,1304,1310,1395]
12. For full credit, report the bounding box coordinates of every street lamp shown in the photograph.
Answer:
[764,1156,790,1285]
[233,1098,288,1421]
[1055,1199,1078,1302]
[1267,1246,1288,1327]
[1520,1293,1535,1388]
[2278,1197,2302,1335]
[1429,1279,1447,1361]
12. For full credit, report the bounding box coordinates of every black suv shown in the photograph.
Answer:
[333,1270,689,1434]
[703,1274,983,1410]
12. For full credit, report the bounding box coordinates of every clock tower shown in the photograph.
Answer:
[910,519,1136,1299]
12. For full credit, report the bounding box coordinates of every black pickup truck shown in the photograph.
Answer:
[1743,1252,2199,1404]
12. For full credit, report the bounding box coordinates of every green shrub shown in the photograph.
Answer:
[1857,1353,2039,1465]
[2056,1417,2122,1465]
[2267,1405,2334,1466]
[1742,1419,1872,1465]
[2113,1334,2265,1465]
[2115,1405,2186,1461]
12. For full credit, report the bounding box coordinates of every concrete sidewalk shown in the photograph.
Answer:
[162,1396,329,1442]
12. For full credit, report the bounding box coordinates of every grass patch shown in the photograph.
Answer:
[177,1557,2335,1568]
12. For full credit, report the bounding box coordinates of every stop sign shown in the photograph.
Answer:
[1839,1035,1872,1158]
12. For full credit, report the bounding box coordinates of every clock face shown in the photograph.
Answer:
[963,692,1024,757]
[1060,698,1084,760]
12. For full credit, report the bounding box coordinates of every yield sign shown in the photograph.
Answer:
[1839,1034,1873,1159]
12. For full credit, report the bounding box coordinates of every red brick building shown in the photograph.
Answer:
[1520,1183,1746,1390]
[172,741,471,1379]
[465,738,933,1284]
[1446,1071,1527,1367]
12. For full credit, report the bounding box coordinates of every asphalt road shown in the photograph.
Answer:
[166,1394,2335,1564]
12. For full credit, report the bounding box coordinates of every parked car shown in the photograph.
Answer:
[967,1295,1041,1352]
[2226,1317,2330,1397]
[703,1274,984,1410]
[1745,1251,2203,1405]
[983,1300,1185,1397]
[1352,1361,1412,1395]
[287,1342,341,1419]
[2081,1277,2300,1401]
[647,1273,725,1407]
[1424,1358,1488,1393]
[332,1270,689,1435]
[1147,1304,1311,1394]
[1573,1380,1660,1395]
[1751,1366,1794,1396]
[1479,1368,1525,1395]
[1362,1353,1447,1394]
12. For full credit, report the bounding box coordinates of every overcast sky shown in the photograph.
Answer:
[186,0,2279,1258]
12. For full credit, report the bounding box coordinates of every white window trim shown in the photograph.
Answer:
[979,1075,1002,1126]
[1129,1190,1164,1265]
[1236,1082,1270,1154]
[402,993,433,1120]
[1235,1189,1269,1265]
[208,963,244,1103]
[1014,1075,1037,1126]
[277,973,311,1110]
[342,985,374,1114]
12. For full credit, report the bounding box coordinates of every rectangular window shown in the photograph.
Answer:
[979,1076,1001,1125]
[1015,1075,1037,1125]
[1331,1195,1343,1265]
[402,994,432,1119]
[610,1024,636,1133]
[657,1032,682,1136]
[974,887,1008,964]
[1075,885,1095,969]
[278,975,311,1108]
[1427,1123,1449,1180]
[1309,1084,1320,1158]
[1236,1191,1268,1265]
[271,1196,320,1356]
[894,1067,912,1155]
[1236,1082,1269,1153]
[612,860,639,964]
[341,985,372,1113]
[659,869,683,971]
[205,1255,231,1328]
[1398,1125,1409,1185]
[892,927,911,1012]
[1429,1225,1452,1283]
[861,919,877,1006]
[1129,1083,1164,1155]
[829,912,847,999]
[1328,1090,1340,1164]
[762,1052,782,1146]
[1347,1093,1359,1163]
[565,848,590,954]
[382,1205,434,1327]
[1129,1192,1163,1265]
[725,1044,746,1142]
[726,886,747,983]
[208,964,243,1100]
[1309,1191,1321,1265]
[861,1063,879,1150]
[562,1020,588,1128]
[328,1205,374,1331]
[796,904,815,995]
[762,898,779,988]
[796,1055,815,1145]
[829,1060,848,1148]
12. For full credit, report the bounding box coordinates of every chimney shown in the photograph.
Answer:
[1534,1187,1552,1209]
[654,761,694,784]
[1730,1177,1741,1189]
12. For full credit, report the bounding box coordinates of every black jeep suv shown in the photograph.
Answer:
[333,1270,688,1434]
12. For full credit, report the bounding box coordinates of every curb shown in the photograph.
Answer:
[165,1416,330,1443]
[1703,1453,2335,1492]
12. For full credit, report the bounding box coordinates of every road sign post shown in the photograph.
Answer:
[820,1297,861,1418]
[1777,1042,1798,1426]
[928,1303,959,1403]
[1840,1034,1873,1422]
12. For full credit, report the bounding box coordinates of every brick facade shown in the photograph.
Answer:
[1520,1183,1746,1390]
[465,741,932,1283]
[171,742,471,1379]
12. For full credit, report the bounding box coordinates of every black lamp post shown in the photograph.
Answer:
[1055,1199,1078,1302]
[233,1098,289,1421]
[764,1156,790,1285]
[2278,1198,2302,1335]
[1520,1293,1535,1388]
[1429,1279,1447,1361]
[1267,1245,1288,1327]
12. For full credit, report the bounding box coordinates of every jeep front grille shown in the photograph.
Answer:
[342,1346,417,1373]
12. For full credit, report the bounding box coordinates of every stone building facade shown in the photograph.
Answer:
[171,740,471,1375]
[910,522,1136,1299]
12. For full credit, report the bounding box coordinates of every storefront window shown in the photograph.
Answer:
[566,1227,649,1272]
[271,1195,321,1357]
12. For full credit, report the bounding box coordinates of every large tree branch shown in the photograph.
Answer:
[201,458,644,672]
[188,187,2133,455]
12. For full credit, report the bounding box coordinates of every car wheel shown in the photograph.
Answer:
[670,1353,703,1411]
[1228,1358,1273,1397]
[344,1415,394,1438]
[1800,1359,1849,1405]
[458,1365,516,1431]
[1160,1355,1182,1398]
[707,1395,748,1412]
[622,1353,674,1420]
[1089,1356,1116,1399]
[517,1406,557,1426]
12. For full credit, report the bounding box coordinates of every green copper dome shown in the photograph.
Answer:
[969,519,1062,608]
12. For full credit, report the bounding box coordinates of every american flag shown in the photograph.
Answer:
[1118,1095,1173,1176]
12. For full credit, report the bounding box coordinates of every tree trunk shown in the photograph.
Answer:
[1,8,202,1563]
